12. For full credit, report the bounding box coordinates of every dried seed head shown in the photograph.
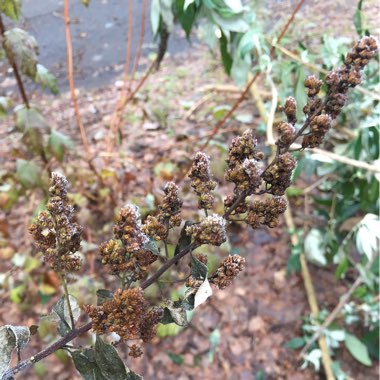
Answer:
[189,152,217,210]
[247,196,287,229]
[277,122,296,147]
[283,97,297,124]
[114,205,148,253]
[262,153,296,196]
[159,182,183,228]
[304,75,323,97]
[210,255,246,289]
[29,172,82,273]
[186,214,226,246]
[84,288,162,345]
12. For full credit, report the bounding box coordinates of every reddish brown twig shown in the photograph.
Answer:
[0,14,30,108]
[63,0,90,161]
[128,0,148,88]
[200,0,305,151]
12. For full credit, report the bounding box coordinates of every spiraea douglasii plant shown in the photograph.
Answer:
[0,36,377,380]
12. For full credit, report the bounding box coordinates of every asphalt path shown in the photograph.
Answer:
[16,0,190,90]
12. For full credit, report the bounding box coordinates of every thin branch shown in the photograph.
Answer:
[60,274,75,329]
[292,143,380,174]
[0,14,30,108]
[2,242,197,379]
[128,0,148,87]
[199,0,305,151]
[63,0,90,161]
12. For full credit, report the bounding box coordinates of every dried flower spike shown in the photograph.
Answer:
[29,172,82,273]
[210,255,246,289]
[186,214,226,246]
[189,152,217,210]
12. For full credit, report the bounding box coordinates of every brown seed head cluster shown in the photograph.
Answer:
[128,344,143,358]
[100,205,157,277]
[29,172,82,273]
[225,130,264,213]
[262,153,296,196]
[84,288,163,351]
[186,214,226,246]
[189,152,217,210]
[142,182,183,240]
[300,36,378,148]
[247,197,287,229]
[209,255,246,289]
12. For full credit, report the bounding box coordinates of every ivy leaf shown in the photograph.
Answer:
[0,325,30,377]
[48,130,73,162]
[344,333,372,366]
[35,64,59,94]
[94,337,141,380]
[0,0,21,21]
[191,255,208,280]
[15,159,42,188]
[3,28,39,79]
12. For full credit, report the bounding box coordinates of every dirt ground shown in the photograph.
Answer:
[0,1,379,380]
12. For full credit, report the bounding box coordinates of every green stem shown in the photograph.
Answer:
[60,273,75,329]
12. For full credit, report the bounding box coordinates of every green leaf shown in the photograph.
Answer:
[35,64,59,94]
[143,238,160,256]
[150,0,160,36]
[354,0,364,37]
[3,28,39,79]
[0,325,30,377]
[335,256,349,279]
[0,0,21,21]
[71,349,107,380]
[285,337,305,349]
[344,333,372,366]
[94,337,134,380]
[167,352,184,365]
[15,159,42,188]
[219,33,233,75]
[208,328,220,362]
[191,255,208,280]
[48,130,73,162]
[304,229,327,266]
[175,0,197,38]
[81,0,90,7]
[174,221,193,258]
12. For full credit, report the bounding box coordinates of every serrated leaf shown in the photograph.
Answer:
[48,130,73,162]
[4,28,39,79]
[35,64,59,94]
[191,255,208,280]
[0,0,21,21]
[174,221,193,258]
[94,337,128,380]
[344,333,372,366]
[194,277,212,309]
[15,159,42,188]
[0,325,30,376]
